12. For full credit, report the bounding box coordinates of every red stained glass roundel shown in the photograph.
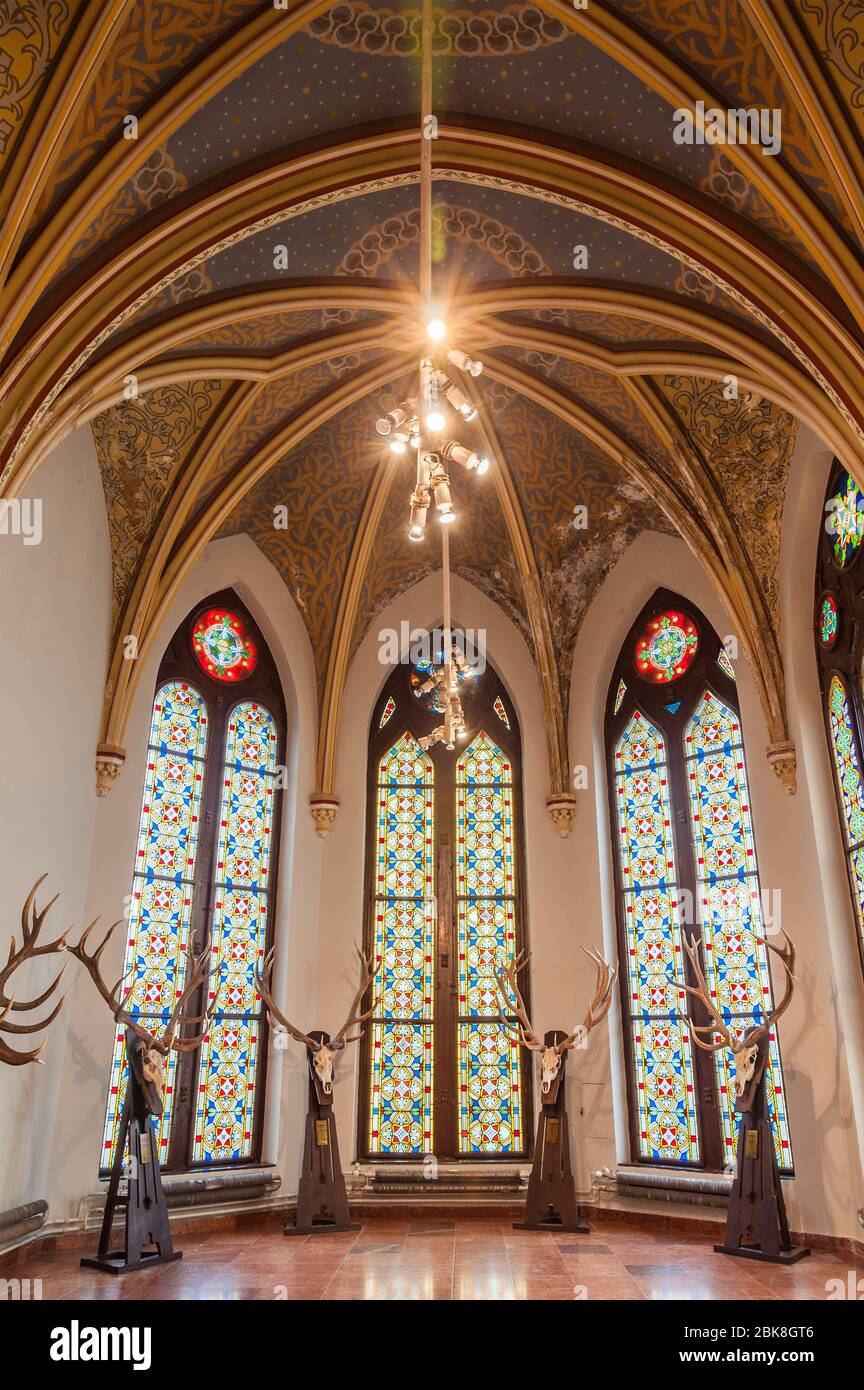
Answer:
[634,610,698,684]
[191,608,258,683]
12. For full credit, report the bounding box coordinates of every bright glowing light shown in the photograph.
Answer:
[390,439,406,454]
[427,318,446,341]
[426,410,446,433]
[439,509,456,524]
[476,456,490,475]
[408,525,425,542]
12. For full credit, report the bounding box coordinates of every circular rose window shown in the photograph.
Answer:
[634,610,698,684]
[818,593,839,650]
[191,608,258,683]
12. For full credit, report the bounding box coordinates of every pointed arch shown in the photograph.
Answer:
[606,589,793,1171]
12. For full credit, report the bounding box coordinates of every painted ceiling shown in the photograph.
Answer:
[2,0,862,804]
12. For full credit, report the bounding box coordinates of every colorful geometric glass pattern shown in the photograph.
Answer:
[826,676,864,955]
[613,711,701,1163]
[368,732,435,1154]
[191,607,258,683]
[379,695,396,728]
[684,692,793,1170]
[717,646,736,680]
[634,610,699,684]
[191,701,278,1163]
[455,732,524,1154]
[101,682,209,1168]
[828,471,864,569]
[613,679,627,715]
[819,594,839,649]
[493,694,511,729]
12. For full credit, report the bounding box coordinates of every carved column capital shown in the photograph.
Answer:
[766,740,796,795]
[546,793,577,838]
[309,793,340,838]
[95,743,126,797]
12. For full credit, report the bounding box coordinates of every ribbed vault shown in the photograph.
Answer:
[2,0,862,818]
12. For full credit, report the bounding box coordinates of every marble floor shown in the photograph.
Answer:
[8,1218,863,1300]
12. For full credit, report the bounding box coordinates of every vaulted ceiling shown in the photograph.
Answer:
[2,0,863,813]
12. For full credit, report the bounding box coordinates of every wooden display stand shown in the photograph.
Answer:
[82,1028,182,1274]
[715,1034,809,1265]
[514,1030,590,1233]
[284,1031,360,1236]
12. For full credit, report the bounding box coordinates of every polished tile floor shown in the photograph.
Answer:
[10,1218,863,1300]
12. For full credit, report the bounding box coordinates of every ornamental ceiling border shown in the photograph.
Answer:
[6,152,864,500]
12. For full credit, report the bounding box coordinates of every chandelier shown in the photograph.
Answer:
[371,0,489,751]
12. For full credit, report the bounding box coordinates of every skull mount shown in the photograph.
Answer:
[306,1030,337,1106]
[732,1033,770,1114]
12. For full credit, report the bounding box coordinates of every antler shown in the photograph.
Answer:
[254,946,319,1050]
[494,950,543,1051]
[556,946,618,1054]
[69,917,216,1054]
[744,929,796,1046]
[330,943,381,1050]
[155,937,218,1055]
[0,876,72,1066]
[666,933,736,1054]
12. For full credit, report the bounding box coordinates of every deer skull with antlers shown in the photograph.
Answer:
[666,930,796,1100]
[68,917,217,1114]
[255,944,380,1095]
[0,876,71,1066]
[495,946,617,1095]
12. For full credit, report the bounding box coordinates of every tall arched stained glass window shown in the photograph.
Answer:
[101,592,285,1172]
[607,589,793,1172]
[815,462,864,978]
[684,691,791,1169]
[101,680,208,1166]
[612,710,700,1163]
[367,731,435,1155]
[456,731,523,1154]
[191,701,279,1164]
[361,648,530,1160]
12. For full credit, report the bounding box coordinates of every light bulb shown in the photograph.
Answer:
[426,410,446,433]
[476,456,490,475]
[390,438,407,454]
[427,318,446,341]
[439,508,456,523]
[447,348,483,376]
[409,525,425,542]
[410,433,421,448]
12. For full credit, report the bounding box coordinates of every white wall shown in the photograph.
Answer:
[0,425,111,1215]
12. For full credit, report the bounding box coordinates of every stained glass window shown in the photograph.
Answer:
[191,701,278,1163]
[493,695,511,729]
[826,676,864,956]
[609,590,795,1172]
[368,731,435,1154]
[192,607,258,683]
[456,732,523,1154]
[101,681,208,1166]
[379,695,396,728]
[634,610,698,683]
[717,646,736,680]
[684,692,793,1170]
[827,470,864,568]
[819,594,839,649]
[612,711,700,1162]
